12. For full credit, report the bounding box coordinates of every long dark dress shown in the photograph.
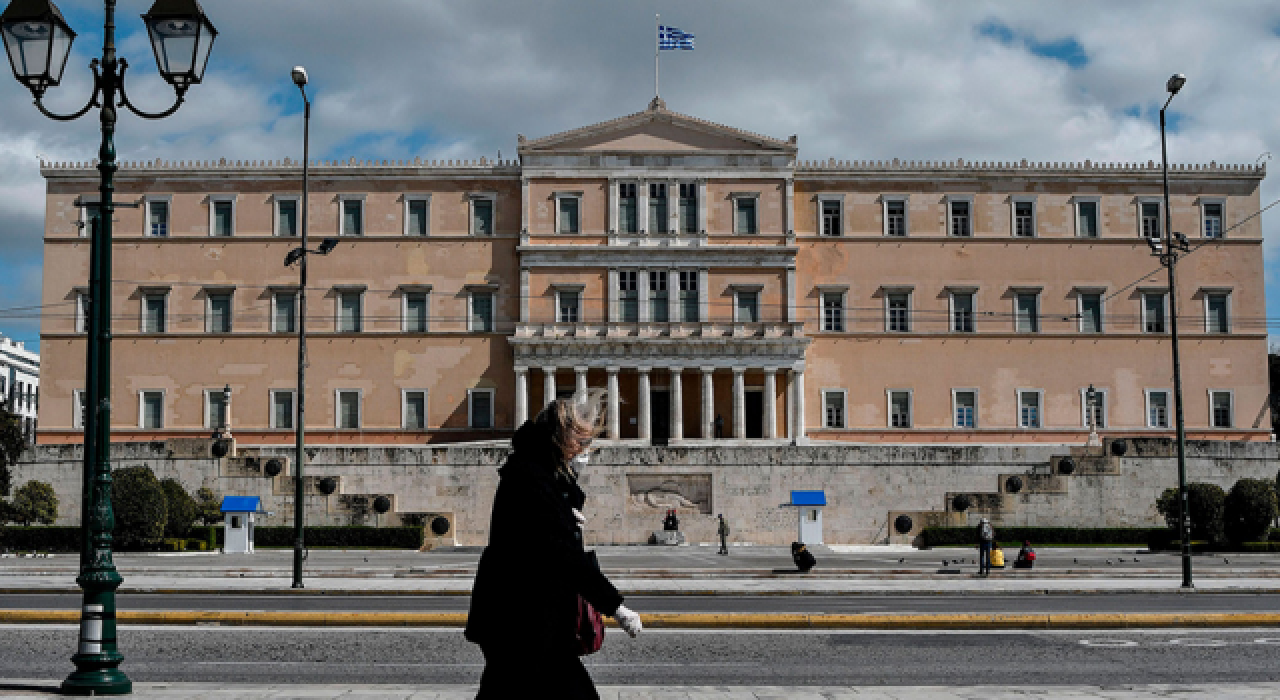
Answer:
[465,419,624,699]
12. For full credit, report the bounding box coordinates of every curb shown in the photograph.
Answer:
[5,610,1280,629]
[7,587,1280,596]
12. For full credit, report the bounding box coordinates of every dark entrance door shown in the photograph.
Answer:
[651,390,671,445]
[745,390,764,439]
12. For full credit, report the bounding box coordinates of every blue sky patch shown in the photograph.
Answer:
[978,20,1088,69]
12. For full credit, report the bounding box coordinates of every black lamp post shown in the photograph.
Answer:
[1150,72,1193,589]
[0,0,216,694]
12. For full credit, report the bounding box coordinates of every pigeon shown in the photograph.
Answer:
[364,557,368,562]
[1224,558,1230,565]
[899,558,905,564]
[1073,558,1078,564]
[1106,559,1113,565]
[943,560,949,566]
[1134,558,1140,563]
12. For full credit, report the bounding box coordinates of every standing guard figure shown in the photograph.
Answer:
[716,514,730,555]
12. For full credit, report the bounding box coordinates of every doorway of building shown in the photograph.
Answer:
[745,390,763,439]
[651,390,670,445]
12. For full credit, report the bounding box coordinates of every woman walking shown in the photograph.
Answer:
[465,390,642,699]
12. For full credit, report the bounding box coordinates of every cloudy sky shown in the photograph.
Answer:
[2,0,1278,353]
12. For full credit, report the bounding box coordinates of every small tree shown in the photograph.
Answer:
[1224,478,1278,544]
[0,400,25,498]
[1154,483,1227,543]
[112,466,168,549]
[159,479,197,539]
[11,480,58,526]
[1156,487,1179,529]
[195,487,223,526]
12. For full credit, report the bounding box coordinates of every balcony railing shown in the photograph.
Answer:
[515,321,805,339]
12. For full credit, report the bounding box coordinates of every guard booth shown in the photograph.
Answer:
[789,490,825,545]
[221,496,264,554]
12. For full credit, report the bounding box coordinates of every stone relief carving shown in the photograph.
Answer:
[627,473,712,514]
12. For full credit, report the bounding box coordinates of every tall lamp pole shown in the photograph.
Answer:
[1152,72,1193,589]
[0,0,217,693]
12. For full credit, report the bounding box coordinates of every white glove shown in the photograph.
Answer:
[614,604,642,638]
[571,508,587,530]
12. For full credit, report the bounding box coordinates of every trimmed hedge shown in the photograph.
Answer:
[248,526,424,549]
[1,526,82,552]
[920,526,1163,548]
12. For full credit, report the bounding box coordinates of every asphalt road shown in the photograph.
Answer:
[7,592,1280,614]
[3,626,1280,686]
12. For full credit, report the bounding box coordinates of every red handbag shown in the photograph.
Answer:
[575,594,605,655]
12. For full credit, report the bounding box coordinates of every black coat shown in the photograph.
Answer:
[465,419,624,653]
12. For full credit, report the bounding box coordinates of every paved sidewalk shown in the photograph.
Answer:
[1,682,1278,698]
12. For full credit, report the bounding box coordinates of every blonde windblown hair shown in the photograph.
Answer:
[538,388,608,465]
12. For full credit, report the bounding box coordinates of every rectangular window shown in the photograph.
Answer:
[885,199,906,237]
[1015,293,1039,333]
[649,183,668,233]
[469,388,494,429]
[1147,390,1170,429]
[1206,293,1229,333]
[407,198,428,236]
[272,292,297,333]
[558,290,580,323]
[954,390,976,429]
[1210,390,1233,428]
[678,183,698,234]
[1076,200,1099,238]
[1143,292,1166,333]
[888,390,912,428]
[1018,390,1042,429]
[735,290,759,323]
[822,292,845,332]
[404,292,428,332]
[271,390,295,430]
[734,197,758,234]
[649,271,669,322]
[619,271,639,322]
[403,390,427,431]
[1014,200,1035,237]
[207,292,232,333]
[73,389,86,430]
[471,291,494,332]
[949,200,971,237]
[276,198,298,237]
[205,390,227,430]
[338,291,363,332]
[887,292,910,332]
[951,292,974,333]
[558,196,579,234]
[342,199,364,236]
[1081,388,1107,429]
[147,200,169,237]
[820,199,841,237]
[1203,202,1223,239]
[679,270,699,322]
[75,291,89,333]
[336,390,361,429]
[1079,293,1103,333]
[618,183,638,233]
[823,390,846,428]
[472,198,494,236]
[1141,201,1161,239]
[140,391,164,429]
[212,200,234,237]
[142,293,167,333]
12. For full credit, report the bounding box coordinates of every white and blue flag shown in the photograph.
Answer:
[659,25,695,50]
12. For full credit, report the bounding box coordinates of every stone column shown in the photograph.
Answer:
[698,268,710,322]
[606,366,620,440]
[542,366,557,407]
[669,367,683,441]
[638,368,652,443]
[667,268,680,321]
[701,367,714,439]
[514,366,529,427]
[519,267,530,323]
[607,268,618,322]
[732,367,746,439]
[763,368,777,439]
[791,366,806,444]
[575,366,588,395]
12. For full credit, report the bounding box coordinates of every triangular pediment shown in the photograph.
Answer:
[520,99,796,155]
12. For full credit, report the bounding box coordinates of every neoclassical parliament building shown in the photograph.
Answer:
[36,99,1270,447]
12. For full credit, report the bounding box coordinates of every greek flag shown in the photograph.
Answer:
[659,25,695,50]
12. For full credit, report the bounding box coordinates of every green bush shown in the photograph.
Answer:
[0,526,81,552]
[159,479,197,539]
[251,526,424,549]
[195,487,222,526]
[11,480,58,526]
[112,466,168,550]
[1155,483,1226,543]
[920,526,1162,548]
[1224,478,1278,544]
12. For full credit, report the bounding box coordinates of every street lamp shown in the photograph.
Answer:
[1152,72,1194,589]
[210,383,232,457]
[1085,384,1100,447]
[0,0,217,693]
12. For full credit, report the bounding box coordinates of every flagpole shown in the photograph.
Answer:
[655,14,660,99]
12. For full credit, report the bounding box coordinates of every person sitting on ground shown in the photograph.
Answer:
[1014,539,1036,570]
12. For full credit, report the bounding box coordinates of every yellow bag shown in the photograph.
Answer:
[991,547,1005,568]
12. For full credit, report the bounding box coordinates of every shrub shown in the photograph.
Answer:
[0,401,24,498]
[251,526,424,549]
[159,479,197,539]
[112,466,168,549]
[195,487,223,526]
[1155,488,1179,529]
[0,526,81,552]
[11,480,58,526]
[1154,483,1227,544]
[919,526,1162,548]
[1224,478,1278,544]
